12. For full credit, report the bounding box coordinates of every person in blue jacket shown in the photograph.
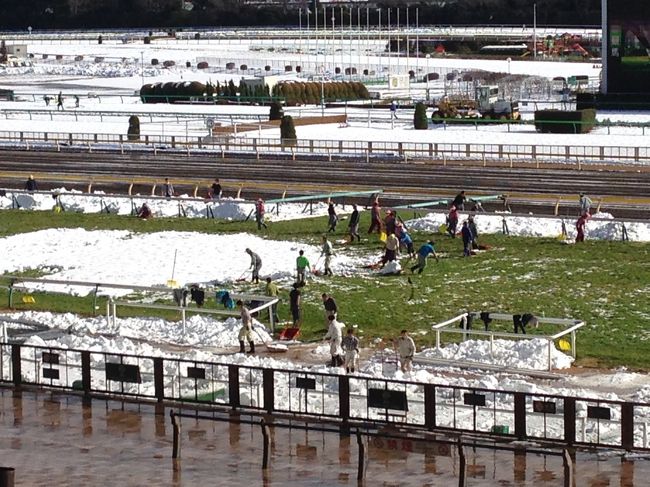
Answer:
[410,241,438,274]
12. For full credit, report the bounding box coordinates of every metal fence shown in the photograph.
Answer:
[0,130,649,166]
[1,341,648,451]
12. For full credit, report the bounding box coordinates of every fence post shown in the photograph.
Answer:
[11,344,21,386]
[339,375,350,435]
[514,392,526,440]
[171,411,181,459]
[81,351,91,397]
[356,429,366,481]
[261,419,271,470]
[621,403,635,451]
[563,449,574,487]
[228,364,240,409]
[171,136,176,149]
[563,398,576,445]
[263,369,274,414]
[457,438,466,487]
[154,357,164,402]
[0,467,15,487]
[424,384,436,430]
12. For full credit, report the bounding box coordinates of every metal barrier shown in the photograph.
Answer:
[1,341,648,451]
[0,130,649,165]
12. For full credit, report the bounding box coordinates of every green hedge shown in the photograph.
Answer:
[534,109,596,134]
[271,81,369,106]
[413,102,428,130]
[140,80,272,104]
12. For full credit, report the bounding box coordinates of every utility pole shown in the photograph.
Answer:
[533,3,537,60]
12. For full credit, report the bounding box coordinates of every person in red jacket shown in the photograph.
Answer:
[447,206,459,238]
[255,198,268,230]
[575,213,588,243]
[368,200,382,234]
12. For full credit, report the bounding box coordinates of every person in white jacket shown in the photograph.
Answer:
[324,315,345,367]
[395,329,416,373]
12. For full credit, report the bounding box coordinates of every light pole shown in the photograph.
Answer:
[331,9,335,73]
[320,65,325,117]
[299,8,302,68]
[377,8,382,73]
[533,3,537,60]
[140,51,144,87]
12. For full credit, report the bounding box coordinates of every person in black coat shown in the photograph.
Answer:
[348,204,361,243]
[25,175,37,192]
[452,190,466,210]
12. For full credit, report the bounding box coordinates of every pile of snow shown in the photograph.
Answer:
[0,229,372,296]
[418,338,574,370]
[375,260,402,275]
[4,311,271,348]
[1,188,342,222]
[406,211,650,242]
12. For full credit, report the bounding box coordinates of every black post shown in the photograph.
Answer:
[228,364,240,409]
[563,398,576,445]
[171,411,181,459]
[0,467,15,487]
[621,403,635,451]
[457,438,466,487]
[81,351,91,397]
[356,429,366,481]
[153,358,164,402]
[263,369,274,414]
[338,376,350,435]
[424,384,436,430]
[11,345,21,386]
[563,449,573,487]
[261,419,271,470]
[514,392,526,440]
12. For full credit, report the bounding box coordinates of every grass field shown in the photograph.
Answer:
[1,210,649,369]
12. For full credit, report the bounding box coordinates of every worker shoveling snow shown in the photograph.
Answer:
[0,229,375,296]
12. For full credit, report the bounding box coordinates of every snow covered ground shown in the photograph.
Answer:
[406,211,650,242]
[0,35,647,152]
[1,309,648,447]
[0,32,648,436]
[0,229,372,295]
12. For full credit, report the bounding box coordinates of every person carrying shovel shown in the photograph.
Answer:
[237,300,255,354]
[245,248,262,284]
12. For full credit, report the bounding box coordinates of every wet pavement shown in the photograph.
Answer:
[0,388,648,486]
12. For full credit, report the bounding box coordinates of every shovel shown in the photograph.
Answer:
[235,269,250,282]
[167,249,179,288]
[252,325,288,353]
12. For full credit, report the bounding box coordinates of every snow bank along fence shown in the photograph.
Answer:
[1,130,650,167]
[106,295,278,334]
[0,341,648,452]
[430,312,585,372]
[0,186,384,219]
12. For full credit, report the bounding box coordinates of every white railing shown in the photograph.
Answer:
[0,130,648,166]
[431,312,585,371]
